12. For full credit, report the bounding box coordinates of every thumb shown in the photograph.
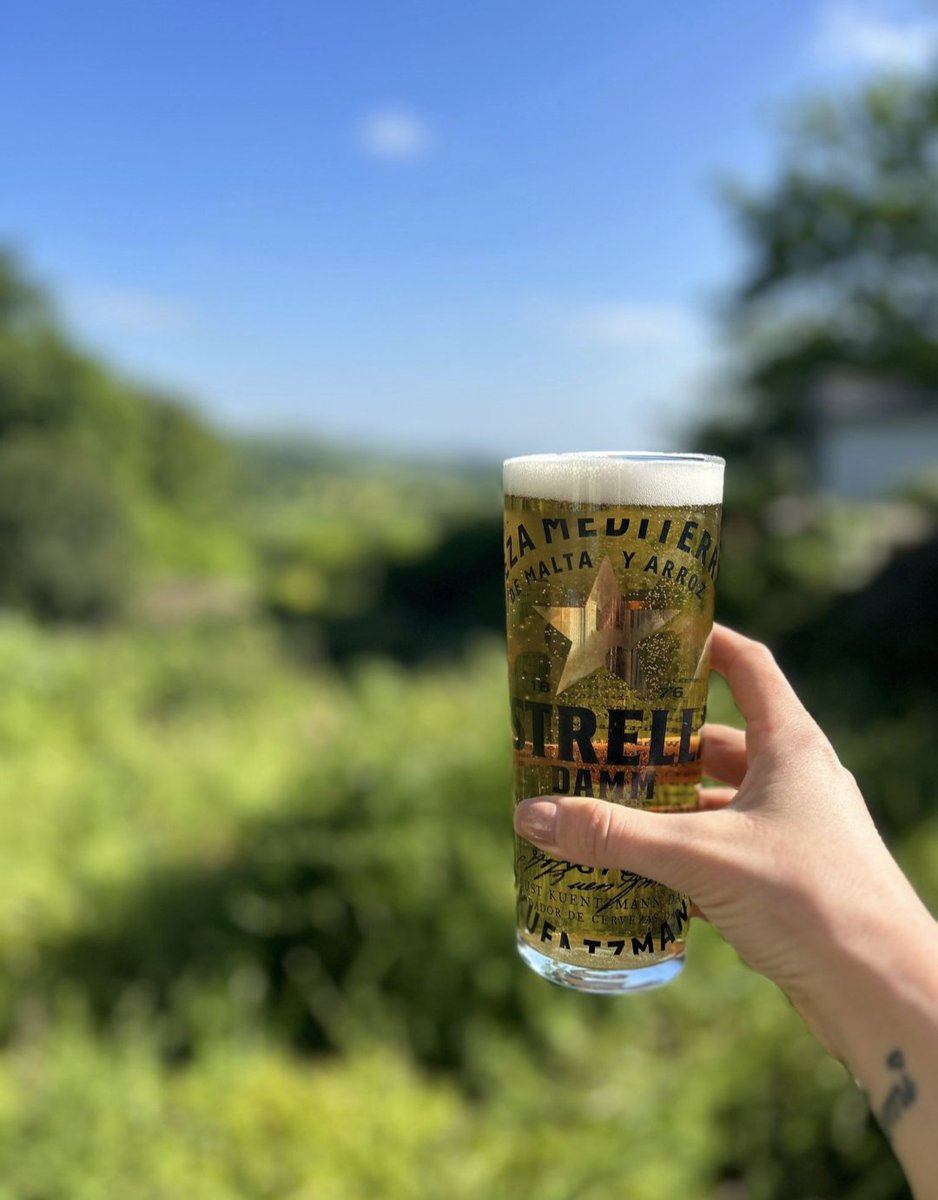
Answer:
[514,795,718,897]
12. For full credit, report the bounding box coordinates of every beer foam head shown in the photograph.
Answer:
[503,451,724,506]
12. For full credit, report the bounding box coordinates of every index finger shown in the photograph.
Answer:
[709,624,808,751]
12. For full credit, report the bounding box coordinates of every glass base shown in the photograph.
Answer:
[517,936,685,994]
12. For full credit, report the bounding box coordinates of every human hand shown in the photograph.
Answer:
[513,625,938,1196]
[513,624,935,1056]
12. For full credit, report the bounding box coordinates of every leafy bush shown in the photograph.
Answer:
[0,436,133,620]
[0,253,244,602]
[0,618,918,1197]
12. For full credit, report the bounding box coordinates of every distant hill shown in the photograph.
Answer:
[0,250,502,646]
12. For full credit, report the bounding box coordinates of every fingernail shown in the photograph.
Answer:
[515,798,558,845]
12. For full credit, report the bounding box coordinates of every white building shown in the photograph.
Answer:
[814,372,938,499]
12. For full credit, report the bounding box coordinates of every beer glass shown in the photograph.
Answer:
[504,451,724,993]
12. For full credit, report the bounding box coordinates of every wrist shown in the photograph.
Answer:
[796,892,938,1199]
[794,883,938,1077]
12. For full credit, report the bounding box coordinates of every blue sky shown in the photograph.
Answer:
[2,0,936,458]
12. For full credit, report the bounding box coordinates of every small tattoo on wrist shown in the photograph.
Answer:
[879,1048,917,1136]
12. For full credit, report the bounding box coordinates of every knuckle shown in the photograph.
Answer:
[817,737,844,771]
[751,640,777,670]
[839,764,865,801]
[840,765,859,789]
[799,720,843,768]
[582,801,619,865]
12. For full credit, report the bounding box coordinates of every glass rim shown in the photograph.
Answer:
[503,450,725,468]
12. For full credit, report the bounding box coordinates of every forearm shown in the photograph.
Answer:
[801,896,938,1200]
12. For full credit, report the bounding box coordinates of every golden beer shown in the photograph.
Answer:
[504,451,724,993]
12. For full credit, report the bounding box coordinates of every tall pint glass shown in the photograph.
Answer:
[504,452,724,993]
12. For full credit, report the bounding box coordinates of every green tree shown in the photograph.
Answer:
[143,394,232,517]
[0,251,242,612]
[0,435,132,620]
[703,77,938,503]
[694,76,938,642]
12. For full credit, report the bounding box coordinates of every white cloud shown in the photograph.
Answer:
[67,286,193,334]
[357,106,433,161]
[812,2,938,70]
[531,300,701,349]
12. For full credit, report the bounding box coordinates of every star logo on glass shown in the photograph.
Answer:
[536,556,678,693]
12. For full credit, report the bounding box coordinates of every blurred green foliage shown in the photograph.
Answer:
[704,77,938,503]
[0,251,244,611]
[240,439,502,662]
[0,69,936,1200]
[0,435,132,620]
[0,621,913,1198]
